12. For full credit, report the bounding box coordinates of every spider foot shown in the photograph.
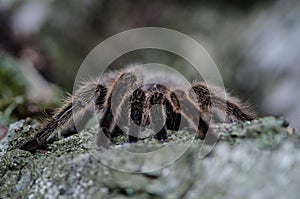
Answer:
[153,126,168,142]
[128,135,139,143]
[19,137,41,152]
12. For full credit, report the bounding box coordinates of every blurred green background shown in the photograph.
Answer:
[0,0,299,128]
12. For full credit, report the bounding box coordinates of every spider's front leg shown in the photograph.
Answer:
[151,84,181,132]
[128,88,168,143]
[20,81,103,152]
[127,89,145,142]
[98,72,141,147]
[165,99,182,131]
[149,92,168,142]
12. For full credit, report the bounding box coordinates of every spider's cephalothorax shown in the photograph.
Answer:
[20,67,256,152]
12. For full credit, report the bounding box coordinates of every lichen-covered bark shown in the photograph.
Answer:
[0,117,299,199]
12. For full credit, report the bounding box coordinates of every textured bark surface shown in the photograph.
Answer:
[1,117,299,199]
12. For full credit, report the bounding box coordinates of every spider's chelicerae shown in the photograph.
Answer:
[20,66,256,152]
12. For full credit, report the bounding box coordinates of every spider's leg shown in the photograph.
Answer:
[165,99,182,131]
[20,81,105,152]
[151,84,181,131]
[170,89,209,139]
[99,72,141,145]
[149,92,168,142]
[110,125,125,138]
[110,96,131,138]
[165,96,182,131]
[191,83,255,121]
[189,83,211,111]
[127,89,146,142]
[213,96,255,121]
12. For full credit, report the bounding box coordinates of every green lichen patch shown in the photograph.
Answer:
[0,117,299,198]
[216,117,293,149]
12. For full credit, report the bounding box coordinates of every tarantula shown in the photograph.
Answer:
[20,66,255,152]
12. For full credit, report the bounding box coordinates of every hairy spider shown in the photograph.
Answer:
[20,66,255,152]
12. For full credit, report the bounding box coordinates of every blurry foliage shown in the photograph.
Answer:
[0,54,62,126]
[0,56,26,125]
[1,0,300,127]
[0,56,26,100]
